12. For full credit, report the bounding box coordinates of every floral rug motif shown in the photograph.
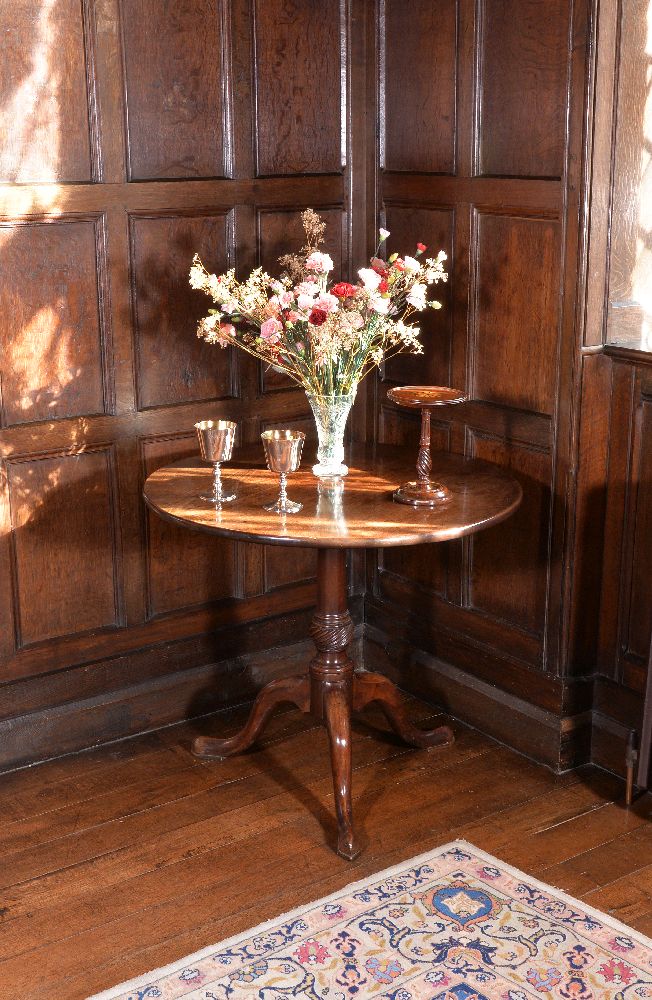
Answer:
[90,840,652,1000]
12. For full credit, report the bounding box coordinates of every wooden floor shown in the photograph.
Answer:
[1,696,652,999]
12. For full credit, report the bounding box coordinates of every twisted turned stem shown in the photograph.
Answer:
[416,408,432,486]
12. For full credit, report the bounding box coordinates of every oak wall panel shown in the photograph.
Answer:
[468,433,551,637]
[382,205,454,388]
[381,0,457,173]
[142,434,236,618]
[0,217,109,427]
[0,0,95,182]
[6,448,120,647]
[121,0,226,180]
[624,394,652,661]
[472,212,561,415]
[253,0,344,176]
[478,0,568,178]
[131,212,236,410]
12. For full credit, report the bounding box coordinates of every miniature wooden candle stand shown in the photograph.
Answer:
[387,385,468,506]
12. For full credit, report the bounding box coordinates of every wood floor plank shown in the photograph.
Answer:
[0,697,647,1000]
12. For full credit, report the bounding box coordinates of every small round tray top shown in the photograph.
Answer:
[143,445,522,549]
[387,385,468,408]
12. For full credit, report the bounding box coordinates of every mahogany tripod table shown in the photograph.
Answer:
[143,445,522,860]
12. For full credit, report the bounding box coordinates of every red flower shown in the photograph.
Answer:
[417,242,427,252]
[309,307,328,326]
[598,959,636,985]
[378,279,389,293]
[331,282,357,298]
[294,939,330,965]
[370,257,389,277]
[392,258,406,271]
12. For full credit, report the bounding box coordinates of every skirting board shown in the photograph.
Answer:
[0,627,363,774]
[362,625,593,772]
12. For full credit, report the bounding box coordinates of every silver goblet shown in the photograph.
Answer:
[195,419,237,506]
[261,429,306,513]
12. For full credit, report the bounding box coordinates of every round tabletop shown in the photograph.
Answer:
[143,445,522,549]
[387,386,468,408]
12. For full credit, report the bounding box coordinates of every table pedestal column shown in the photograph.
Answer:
[192,547,454,859]
[308,549,358,859]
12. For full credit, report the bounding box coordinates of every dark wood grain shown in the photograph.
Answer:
[468,434,551,636]
[253,0,343,176]
[381,0,457,173]
[121,0,225,180]
[0,701,648,999]
[131,212,235,410]
[473,213,561,415]
[143,446,522,549]
[0,0,359,764]
[387,386,467,408]
[478,0,569,178]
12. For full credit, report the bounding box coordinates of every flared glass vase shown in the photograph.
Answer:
[306,389,357,479]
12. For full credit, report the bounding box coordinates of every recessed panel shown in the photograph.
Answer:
[0,220,107,427]
[122,0,225,179]
[468,435,551,635]
[254,0,343,175]
[143,435,236,617]
[0,0,92,182]
[382,0,457,173]
[7,449,119,646]
[473,213,561,415]
[379,407,450,594]
[382,206,454,388]
[257,208,345,394]
[478,0,568,178]
[131,213,235,410]
[626,398,652,659]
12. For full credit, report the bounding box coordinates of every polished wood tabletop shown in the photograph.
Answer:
[143,444,522,548]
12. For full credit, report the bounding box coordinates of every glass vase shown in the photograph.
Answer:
[306,389,357,479]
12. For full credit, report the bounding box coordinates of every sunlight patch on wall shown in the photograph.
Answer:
[0,0,61,185]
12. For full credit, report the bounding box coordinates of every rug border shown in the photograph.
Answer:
[86,838,652,1000]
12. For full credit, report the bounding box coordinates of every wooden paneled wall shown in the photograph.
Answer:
[365,0,593,769]
[1,0,646,777]
[591,356,652,772]
[0,0,372,768]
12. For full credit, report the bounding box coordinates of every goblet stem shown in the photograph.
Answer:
[212,463,223,504]
[278,472,288,508]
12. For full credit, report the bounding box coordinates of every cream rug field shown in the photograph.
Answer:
[89,840,652,1000]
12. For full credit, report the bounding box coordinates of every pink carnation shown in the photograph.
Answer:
[314,293,338,314]
[305,251,334,273]
[260,318,282,344]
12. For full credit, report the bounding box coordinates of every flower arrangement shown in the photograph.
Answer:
[189,209,447,397]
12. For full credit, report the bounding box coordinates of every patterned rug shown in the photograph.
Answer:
[90,840,652,999]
